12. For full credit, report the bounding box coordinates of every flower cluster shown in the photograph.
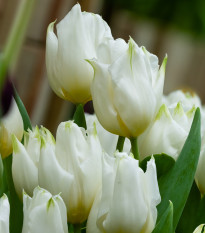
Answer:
[0,3,205,233]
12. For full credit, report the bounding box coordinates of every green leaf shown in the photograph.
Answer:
[176,182,205,233]
[140,153,175,179]
[73,104,87,129]
[157,108,201,231]
[3,154,23,233]
[0,155,7,197]
[13,84,32,131]
[152,201,173,233]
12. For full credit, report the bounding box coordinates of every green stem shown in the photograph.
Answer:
[3,155,23,233]
[116,136,125,152]
[0,0,36,91]
[130,137,140,160]
[73,104,87,129]
[73,224,81,233]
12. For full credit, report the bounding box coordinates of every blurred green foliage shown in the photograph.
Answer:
[112,0,205,37]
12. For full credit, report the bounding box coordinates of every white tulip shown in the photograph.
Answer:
[163,89,202,111]
[138,103,195,160]
[46,3,113,104]
[0,98,23,158]
[0,194,10,233]
[88,38,167,137]
[193,224,205,233]
[87,153,161,233]
[38,121,102,223]
[22,187,68,233]
[12,126,54,197]
[85,113,131,154]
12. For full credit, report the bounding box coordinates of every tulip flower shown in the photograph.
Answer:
[0,194,10,233]
[12,126,54,197]
[138,103,196,160]
[193,224,205,233]
[22,187,68,233]
[88,38,167,138]
[87,152,161,233]
[86,113,130,154]
[163,89,202,111]
[38,121,102,223]
[46,3,113,104]
[0,98,23,158]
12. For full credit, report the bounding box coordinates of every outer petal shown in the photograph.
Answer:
[0,194,10,233]
[140,157,161,233]
[22,187,68,233]
[12,136,38,197]
[86,188,102,233]
[89,60,123,135]
[97,38,128,64]
[46,21,64,99]
[102,155,148,233]
[0,98,23,158]
[193,224,205,233]
[38,143,73,217]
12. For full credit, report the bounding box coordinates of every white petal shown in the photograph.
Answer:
[0,194,10,233]
[12,136,38,197]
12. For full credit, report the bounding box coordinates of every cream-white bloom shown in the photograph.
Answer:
[0,194,10,233]
[88,38,167,137]
[12,126,54,197]
[193,224,205,233]
[163,89,202,111]
[138,103,195,160]
[46,3,112,104]
[38,121,102,223]
[0,98,23,158]
[22,187,68,233]
[86,113,130,154]
[87,153,161,233]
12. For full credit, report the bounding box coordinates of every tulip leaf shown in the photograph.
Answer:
[157,108,201,231]
[140,153,175,179]
[13,84,32,131]
[0,155,8,197]
[152,201,173,233]
[73,104,87,129]
[176,182,205,233]
[3,154,23,233]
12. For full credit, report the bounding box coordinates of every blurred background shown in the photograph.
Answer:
[1,0,205,133]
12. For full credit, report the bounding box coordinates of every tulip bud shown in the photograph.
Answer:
[85,113,130,154]
[22,187,68,233]
[0,98,23,158]
[88,38,167,138]
[46,3,113,104]
[38,121,103,223]
[193,224,205,233]
[163,89,202,111]
[138,103,195,160]
[12,126,54,197]
[0,194,10,233]
[87,153,161,233]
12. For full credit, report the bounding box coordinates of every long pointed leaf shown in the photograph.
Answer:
[157,108,201,231]
[152,201,173,233]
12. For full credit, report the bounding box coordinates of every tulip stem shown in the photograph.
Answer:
[73,104,87,130]
[73,224,81,233]
[130,137,140,160]
[116,136,125,152]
